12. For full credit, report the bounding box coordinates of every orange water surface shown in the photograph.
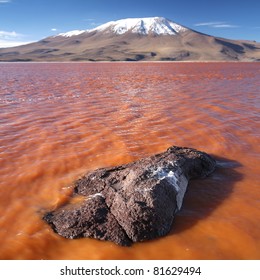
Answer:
[0,62,259,260]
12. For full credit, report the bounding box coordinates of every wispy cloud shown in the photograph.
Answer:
[213,24,239,28]
[0,0,11,3]
[0,40,32,48]
[0,30,21,39]
[194,21,239,28]
[0,30,32,48]
[84,18,95,22]
[195,21,223,27]
[51,28,58,32]
[83,18,101,28]
[90,22,100,27]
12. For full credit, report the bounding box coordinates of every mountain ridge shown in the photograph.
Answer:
[0,17,260,62]
[57,17,188,37]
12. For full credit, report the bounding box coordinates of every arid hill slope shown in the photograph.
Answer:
[0,17,259,61]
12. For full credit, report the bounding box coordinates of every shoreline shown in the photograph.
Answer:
[0,60,259,64]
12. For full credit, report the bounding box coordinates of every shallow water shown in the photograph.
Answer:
[0,62,259,260]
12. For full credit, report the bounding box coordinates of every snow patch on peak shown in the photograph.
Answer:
[56,30,86,38]
[90,17,188,35]
[56,17,188,38]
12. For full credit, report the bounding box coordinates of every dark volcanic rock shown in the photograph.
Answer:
[43,146,216,246]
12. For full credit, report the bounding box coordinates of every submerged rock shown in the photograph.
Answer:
[43,146,216,246]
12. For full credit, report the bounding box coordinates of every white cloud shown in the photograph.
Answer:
[195,21,224,27]
[0,30,20,38]
[0,40,32,48]
[0,0,11,3]
[194,21,239,28]
[51,28,57,32]
[83,18,101,28]
[212,24,239,28]
[0,30,32,48]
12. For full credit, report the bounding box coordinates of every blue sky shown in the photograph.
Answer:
[0,0,259,47]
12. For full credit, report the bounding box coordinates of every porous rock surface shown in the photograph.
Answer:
[43,146,216,246]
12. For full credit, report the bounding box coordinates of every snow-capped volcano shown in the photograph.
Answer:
[1,16,260,62]
[58,17,188,37]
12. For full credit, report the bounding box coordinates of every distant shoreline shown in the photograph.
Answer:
[0,60,259,63]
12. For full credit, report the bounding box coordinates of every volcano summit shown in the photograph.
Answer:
[0,17,259,61]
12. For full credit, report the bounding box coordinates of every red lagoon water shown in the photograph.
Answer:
[0,62,259,260]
